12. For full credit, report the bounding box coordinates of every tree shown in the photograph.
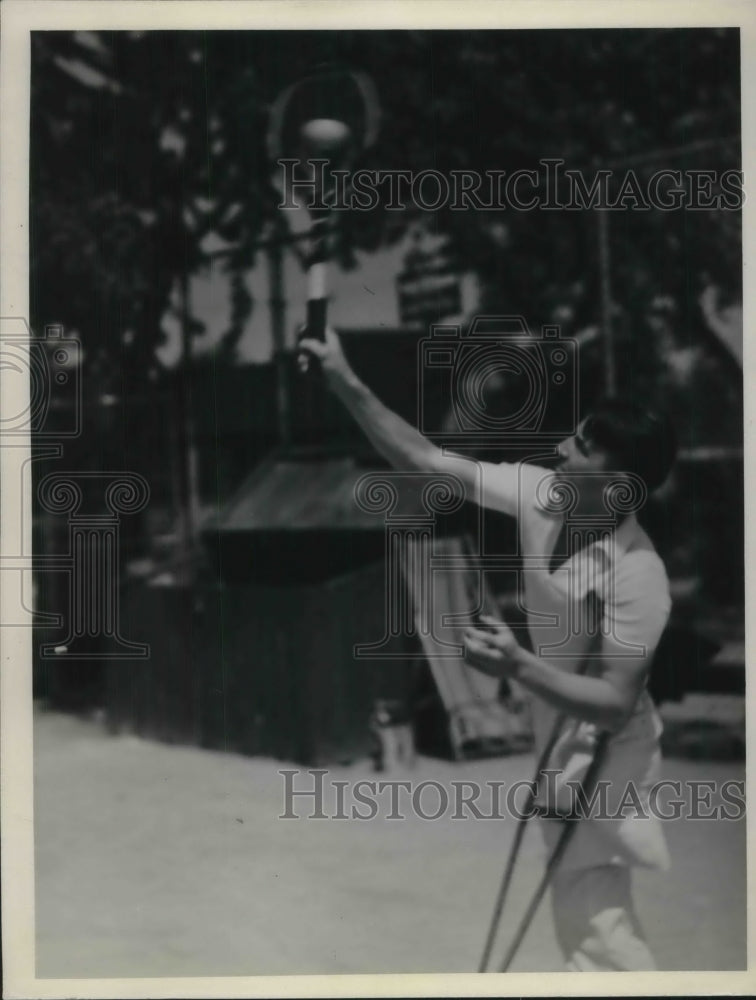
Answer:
[31,28,741,404]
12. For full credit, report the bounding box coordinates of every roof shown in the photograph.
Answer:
[207,453,399,532]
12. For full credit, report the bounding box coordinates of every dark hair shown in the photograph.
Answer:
[582,397,677,491]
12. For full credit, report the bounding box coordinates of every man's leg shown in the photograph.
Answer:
[550,864,656,971]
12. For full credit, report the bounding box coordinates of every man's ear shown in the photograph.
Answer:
[603,469,647,519]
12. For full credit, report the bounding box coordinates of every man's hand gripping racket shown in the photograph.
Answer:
[297,324,350,380]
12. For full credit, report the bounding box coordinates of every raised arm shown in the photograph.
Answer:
[299,327,521,516]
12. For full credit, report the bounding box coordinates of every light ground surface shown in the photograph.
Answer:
[34,707,746,978]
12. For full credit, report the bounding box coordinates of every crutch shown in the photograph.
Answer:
[477,704,574,972]
[496,728,611,972]
[478,591,607,972]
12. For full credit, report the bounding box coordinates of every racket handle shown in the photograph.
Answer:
[306,260,327,340]
[306,296,327,342]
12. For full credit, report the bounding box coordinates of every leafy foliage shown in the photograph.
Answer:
[31,28,740,384]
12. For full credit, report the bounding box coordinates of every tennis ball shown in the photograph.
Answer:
[299,118,352,153]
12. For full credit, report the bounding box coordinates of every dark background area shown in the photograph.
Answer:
[28,28,744,756]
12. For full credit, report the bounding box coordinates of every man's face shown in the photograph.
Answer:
[555,419,611,476]
[553,419,619,511]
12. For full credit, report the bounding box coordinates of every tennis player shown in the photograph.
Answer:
[299,326,677,971]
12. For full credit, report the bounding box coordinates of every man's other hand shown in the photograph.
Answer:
[463,614,521,679]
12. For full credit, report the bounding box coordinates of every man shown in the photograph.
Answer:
[299,327,677,971]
